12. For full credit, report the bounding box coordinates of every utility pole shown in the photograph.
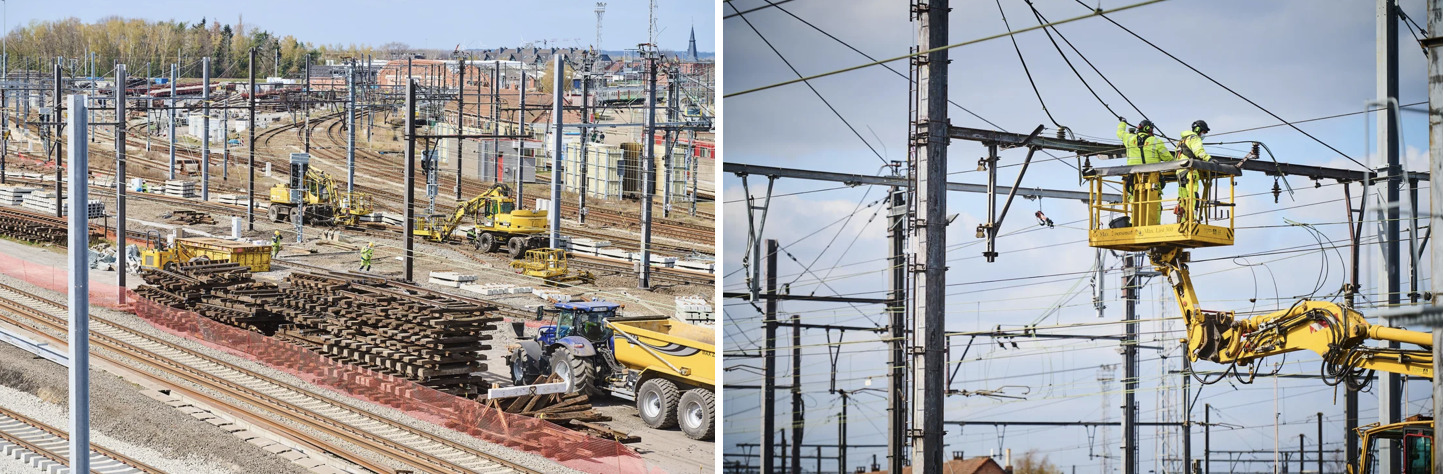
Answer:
[1317,412,1324,474]
[404,75,416,282]
[1122,253,1138,474]
[491,64,499,184]
[516,63,526,206]
[53,61,60,217]
[168,63,176,179]
[1182,364,1191,472]
[1344,181,1364,472]
[910,1,950,472]
[1298,434,1305,474]
[838,390,850,474]
[304,57,310,154]
[248,48,256,230]
[887,186,907,474]
[65,91,90,474]
[1429,0,1442,308]
[455,57,465,201]
[548,55,562,249]
[791,311,802,474]
[639,48,657,289]
[201,57,210,201]
[1376,2,1401,472]
[762,239,779,474]
[1204,404,1211,474]
[115,64,127,297]
[578,54,591,225]
[347,62,356,194]
[2,74,8,185]
[662,65,678,218]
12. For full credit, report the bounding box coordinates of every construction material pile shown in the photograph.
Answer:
[0,206,98,246]
[272,272,499,397]
[164,210,215,225]
[135,262,289,334]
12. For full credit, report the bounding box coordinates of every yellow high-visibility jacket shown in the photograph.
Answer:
[1117,121,1170,165]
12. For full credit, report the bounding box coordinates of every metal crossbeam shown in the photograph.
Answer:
[725,162,1118,202]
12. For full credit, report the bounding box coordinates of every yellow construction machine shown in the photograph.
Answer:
[1084,157,1433,474]
[139,232,273,272]
[267,168,373,226]
[415,183,550,258]
[509,248,594,286]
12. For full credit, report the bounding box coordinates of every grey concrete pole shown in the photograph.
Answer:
[639,52,656,290]
[578,64,589,225]
[662,66,678,218]
[1376,2,1401,472]
[1429,0,1441,308]
[53,61,60,217]
[549,55,562,249]
[248,49,256,230]
[455,58,464,201]
[491,64,499,184]
[2,78,8,185]
[115,64,126,296]
[201,56,210,201]
[912,1,950,472]
[168,64,175,179]
[65,92,90,474]
[404,76,415,282]
[516,64,526,207]
[347,63,355,194]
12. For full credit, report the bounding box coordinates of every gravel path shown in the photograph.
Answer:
[0,342,305,473]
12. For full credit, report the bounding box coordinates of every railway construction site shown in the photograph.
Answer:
[0,5,715,474]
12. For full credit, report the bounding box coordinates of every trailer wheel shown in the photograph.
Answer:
[636,378,679,429]
[476,233,498,253]
[510,348,538,386]
[551,347,598,395]
[507,237,526,258]
[678,388,715,440]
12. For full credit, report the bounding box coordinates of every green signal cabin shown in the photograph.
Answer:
[1084,159,1241,252]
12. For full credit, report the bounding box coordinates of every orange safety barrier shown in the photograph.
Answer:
[0,250,658,473]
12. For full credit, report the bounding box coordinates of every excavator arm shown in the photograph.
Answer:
[1153,246,1433,380]
[434,183,513,238]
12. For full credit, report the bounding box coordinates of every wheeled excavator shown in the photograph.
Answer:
[267,167,373,226]
[413,183,550,258]
[1083,156,1434,474]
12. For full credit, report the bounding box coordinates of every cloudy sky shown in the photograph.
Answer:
[722,0,1435,472]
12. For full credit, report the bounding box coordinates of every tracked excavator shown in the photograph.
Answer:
[413,183,549,258]
[1083,155,1434,474]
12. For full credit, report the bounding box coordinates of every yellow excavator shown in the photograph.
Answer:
[1083,156,1433,474]
[267,168,373,226]
[414,183,550,258]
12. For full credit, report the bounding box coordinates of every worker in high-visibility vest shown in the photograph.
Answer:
[1175,120,1212,223]
[270,230,283,258]
[1117,119,1171,225]
[359,242,374,271]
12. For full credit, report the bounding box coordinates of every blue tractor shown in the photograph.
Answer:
[509,300,623,395]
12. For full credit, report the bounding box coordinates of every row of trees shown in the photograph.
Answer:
[0,16,390,79]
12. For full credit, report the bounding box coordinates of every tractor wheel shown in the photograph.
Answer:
[551,347,598,396]
[636,378,679,429]
[510,348,539,386]
[506,237,526,258]
[476,233,498,253]
[678,388,715,440]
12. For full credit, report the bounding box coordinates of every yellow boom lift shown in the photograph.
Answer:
[1084,157,1433,474]
[414,183,550,258]
[267,168,373,226]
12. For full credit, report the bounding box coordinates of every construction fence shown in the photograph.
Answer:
[0,251,658,474]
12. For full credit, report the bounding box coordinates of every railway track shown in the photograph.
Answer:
[0,281,541,473]
[0,403,162,473]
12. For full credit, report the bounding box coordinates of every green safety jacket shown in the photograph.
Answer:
[361,247,373,262]
[1117,121,1170,165]
[1176,130,1211,162]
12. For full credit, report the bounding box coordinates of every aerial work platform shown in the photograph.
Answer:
[1084,158,1241,252]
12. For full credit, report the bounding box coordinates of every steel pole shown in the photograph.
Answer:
[1123,254,1139,474]
[115,64,126,297]
[304,58,310,154]
[911,1,950,472]
[516,64,526,206]
[455,58,464,201]
[65,92,90,474]
[549,55,562,249]
[662,66,678,218]
[2,77,8,185]
[168,64,175,179]
[762,239,779,474]
[791,309,802,474]
[1376,2,1402,471]
[248,49,256,230]
[578,62,589,225]
[887,188,907,474]
[491,64,499,184]
[201,57,210,201]
[404,77,415,282]
[639,52,656,289]
[347,63,355,194]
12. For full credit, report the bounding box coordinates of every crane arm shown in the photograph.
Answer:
[1153,247,1433,380]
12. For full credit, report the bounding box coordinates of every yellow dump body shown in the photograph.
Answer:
[141,237,272,272]
[610,317,715,389]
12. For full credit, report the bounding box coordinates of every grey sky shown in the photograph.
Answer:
[0,0,714,52]
[723,0,1435,472]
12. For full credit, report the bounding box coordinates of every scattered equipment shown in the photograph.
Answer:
[509,248,595,286]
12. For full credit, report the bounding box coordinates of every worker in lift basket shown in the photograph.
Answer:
[1174,120,1212,223]
[359,242,374,272]
[1116,118,1171,226]
[270,230,282,258]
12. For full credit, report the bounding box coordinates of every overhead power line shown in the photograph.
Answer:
[724,0,1168,98]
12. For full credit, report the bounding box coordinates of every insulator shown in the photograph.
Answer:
[1272,178,1282,204]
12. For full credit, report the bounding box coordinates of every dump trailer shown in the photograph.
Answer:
[139,235,272,272]
[508,300,716,440]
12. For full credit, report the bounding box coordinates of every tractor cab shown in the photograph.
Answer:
[537,300,621,348]
[1083,158,1240,252]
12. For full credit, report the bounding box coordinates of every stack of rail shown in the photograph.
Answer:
[135,262,289,334]
[0,206,99,246]
[272,272,498,397]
